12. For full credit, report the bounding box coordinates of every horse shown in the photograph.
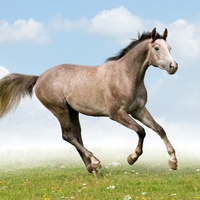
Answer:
[0,28,178,176]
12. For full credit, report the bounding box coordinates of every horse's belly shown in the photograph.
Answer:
[67,95,109,116]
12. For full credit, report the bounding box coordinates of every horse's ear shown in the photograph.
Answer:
[151,28,157,40]
[162,28,168,40]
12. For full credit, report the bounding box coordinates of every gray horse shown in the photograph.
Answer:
[0,28,178,176]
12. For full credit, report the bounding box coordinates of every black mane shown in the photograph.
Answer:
[106,31,165,62]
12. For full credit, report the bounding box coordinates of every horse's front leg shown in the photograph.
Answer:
[133,107,178,170]
[110,109,146,165]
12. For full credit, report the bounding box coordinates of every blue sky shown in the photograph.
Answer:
[0,1,200,157]
[1,0,200,74]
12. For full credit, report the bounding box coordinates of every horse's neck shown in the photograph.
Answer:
[120,41,150,84]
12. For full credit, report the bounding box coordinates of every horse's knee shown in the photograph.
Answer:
[155,125,166,138]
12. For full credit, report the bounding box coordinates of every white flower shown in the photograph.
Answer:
[124,195,132,200]
[170,193,177,196]
[142,192,146,195]
[107,185,115,189]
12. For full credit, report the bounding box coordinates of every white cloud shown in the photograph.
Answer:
[50,6,200,61]
[0,66,10,78]
[50,6,157,45]
[49,6,200,62]
[87,7,200,62]
[88,6,144,44]
[0,18,50,44]
[51,7,153,49]
[168,19,200,62]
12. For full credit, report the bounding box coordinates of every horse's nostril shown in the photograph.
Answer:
[170,63,174,69]
[170,62,178,70]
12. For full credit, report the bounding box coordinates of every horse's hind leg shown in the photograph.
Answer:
[50,103,101,175]
[69,109,101,175]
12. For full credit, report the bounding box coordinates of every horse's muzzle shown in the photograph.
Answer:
[169,62,178,74]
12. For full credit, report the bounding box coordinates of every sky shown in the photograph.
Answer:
[0,1,200,159]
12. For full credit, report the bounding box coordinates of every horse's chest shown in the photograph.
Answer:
[126,87,147,112]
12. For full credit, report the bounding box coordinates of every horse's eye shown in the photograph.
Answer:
[155,46,159,51]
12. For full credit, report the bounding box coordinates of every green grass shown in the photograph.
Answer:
[0,163,200,199]
[0,149,199,200]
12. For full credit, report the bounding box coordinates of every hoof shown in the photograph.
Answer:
[168,159,178,170]
[87,165,94,173]
[87,162,101,174]
[90,156,101,169]
[127,155,137,165]
[91,161,101,169]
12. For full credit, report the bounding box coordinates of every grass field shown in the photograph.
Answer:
[0,148,199,200]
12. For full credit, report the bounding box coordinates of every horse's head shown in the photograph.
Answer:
[148,28,178,75]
